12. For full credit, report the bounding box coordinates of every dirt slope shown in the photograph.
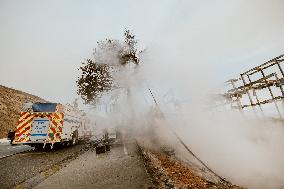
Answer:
[0,85,46,138]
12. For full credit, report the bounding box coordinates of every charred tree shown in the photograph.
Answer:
[77,29,142,104]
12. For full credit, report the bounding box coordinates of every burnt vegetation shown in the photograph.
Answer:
[77,29,142,104]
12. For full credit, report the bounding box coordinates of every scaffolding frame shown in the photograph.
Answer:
[225,53,284,118]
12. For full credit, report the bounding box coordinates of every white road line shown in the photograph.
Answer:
[123,143,128,155]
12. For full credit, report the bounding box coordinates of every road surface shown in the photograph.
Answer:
[0,143,33,158]
[34,141,152,189]
[0,143,86,189]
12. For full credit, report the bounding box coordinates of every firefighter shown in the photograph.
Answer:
[7,130,15,145]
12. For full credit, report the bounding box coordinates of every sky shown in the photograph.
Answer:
[0,0,284,104]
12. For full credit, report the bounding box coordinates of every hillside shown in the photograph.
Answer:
[0,85,46,138]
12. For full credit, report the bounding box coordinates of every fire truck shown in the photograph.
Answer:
[12,102,85,149]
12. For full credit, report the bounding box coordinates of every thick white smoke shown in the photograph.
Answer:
[92,1,284,189]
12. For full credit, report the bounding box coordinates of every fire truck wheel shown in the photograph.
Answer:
[71,130,79,145]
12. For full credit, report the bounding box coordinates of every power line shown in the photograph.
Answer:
[147,87,230,184]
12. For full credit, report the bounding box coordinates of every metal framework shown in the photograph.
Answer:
[225,53,284,118]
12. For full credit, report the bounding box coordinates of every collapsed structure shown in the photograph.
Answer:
[224,53,284,118]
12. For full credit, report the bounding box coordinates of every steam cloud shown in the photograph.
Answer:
[91,1,284,189]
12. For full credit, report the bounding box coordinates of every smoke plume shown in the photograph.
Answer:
[92,1,284,188]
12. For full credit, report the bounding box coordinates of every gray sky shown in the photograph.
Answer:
[1,0,284,103]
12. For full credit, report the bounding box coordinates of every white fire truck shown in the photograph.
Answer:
[12,102,86,149]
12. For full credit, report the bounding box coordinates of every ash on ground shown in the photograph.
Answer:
[140,146,243,189]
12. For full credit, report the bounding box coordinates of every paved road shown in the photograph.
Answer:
[0,143,86,189]
[0,144,33,158]
[34,142,153,189]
